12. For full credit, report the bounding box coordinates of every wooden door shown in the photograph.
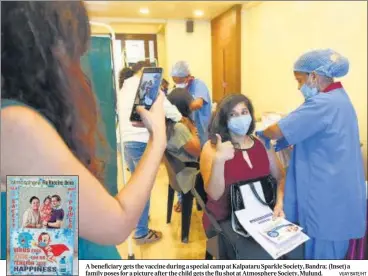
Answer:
[211,5,242,104]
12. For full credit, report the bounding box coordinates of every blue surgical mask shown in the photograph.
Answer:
[227,114,252,136]
[39,242,47,247]
[300,84,318,100]
[300,75,319,100]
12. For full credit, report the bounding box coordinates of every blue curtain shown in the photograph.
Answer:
[79,36,121,260]
[81,36,118,196]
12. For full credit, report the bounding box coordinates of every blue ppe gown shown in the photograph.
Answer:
[278,84,366,259]
[187,78,212,147]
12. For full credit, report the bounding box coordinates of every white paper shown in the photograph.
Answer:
[234,182,309,259]
[240,181,269,212]
[235,209,309,259]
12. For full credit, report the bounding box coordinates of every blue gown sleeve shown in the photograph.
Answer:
[278,98,328,145]
[192,80,210,104]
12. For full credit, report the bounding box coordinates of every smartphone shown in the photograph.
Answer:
[130,67,163,122]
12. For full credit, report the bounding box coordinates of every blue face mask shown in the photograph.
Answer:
[227,114,252,136]
[39,242,47,247]
[300,84,318,100]
[300,75,319,100]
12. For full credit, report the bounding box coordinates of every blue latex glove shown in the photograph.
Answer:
[255,131,271,150]
[274,137,290,152]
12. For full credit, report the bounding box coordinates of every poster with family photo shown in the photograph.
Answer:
[7,176,78,276]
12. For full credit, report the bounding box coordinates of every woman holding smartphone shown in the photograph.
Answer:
[1,1,167,259]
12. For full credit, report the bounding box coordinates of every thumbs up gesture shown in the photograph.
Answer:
[214,134,235,162]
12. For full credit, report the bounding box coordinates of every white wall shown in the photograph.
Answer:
[165,19,213,94]
[241,1,367,176]
[156,26,168,81]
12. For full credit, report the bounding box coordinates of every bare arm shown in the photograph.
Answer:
[181,119,201,158]
[266,146,286,207]
[263,124,284,140]
[200,140,228,201]
[183,137,201,158]
[47,220,62,228]
[190,98,204,111]
[1,100,166,245]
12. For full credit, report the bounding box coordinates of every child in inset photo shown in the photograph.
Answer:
[40,196,52,227]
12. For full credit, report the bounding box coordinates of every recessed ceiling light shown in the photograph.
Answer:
[194,10,204,17]
[140,8,149,14]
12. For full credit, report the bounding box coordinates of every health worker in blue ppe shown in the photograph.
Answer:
[171,61,212,147]
[256,49,366,260]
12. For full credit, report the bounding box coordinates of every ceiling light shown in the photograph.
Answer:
[140,8,149,14]
[194,10,204,17]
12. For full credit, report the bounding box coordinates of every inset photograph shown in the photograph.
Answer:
[7,176,78,275]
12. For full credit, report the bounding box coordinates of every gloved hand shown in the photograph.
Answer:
[255,131,271,150]
[274,137,290,152]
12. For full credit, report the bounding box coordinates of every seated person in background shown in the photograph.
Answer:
[171,61,212,147]
[166,88,201,210]
[200,94,303,260]
[119,67,134,89]
[161,79,169,95]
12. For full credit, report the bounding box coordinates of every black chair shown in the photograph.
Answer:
[190,187,222,259]
[164,151,223,257]
[163,152,207,243]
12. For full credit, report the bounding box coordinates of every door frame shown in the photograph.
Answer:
[211,5,242,103]
[116,34,158,65]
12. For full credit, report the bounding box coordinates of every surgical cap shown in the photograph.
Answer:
[171,61,190,77]
[294,49,349,78]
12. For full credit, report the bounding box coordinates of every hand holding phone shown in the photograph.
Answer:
[130,67,163,122]
[133,92,167,148]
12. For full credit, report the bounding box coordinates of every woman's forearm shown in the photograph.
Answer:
[115,138,165,236]
[206,156,226,200]
[276,177,285,206]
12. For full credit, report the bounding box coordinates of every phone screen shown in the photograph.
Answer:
[130,68,163,122]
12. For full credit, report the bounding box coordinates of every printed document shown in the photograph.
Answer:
[235,182,309,259]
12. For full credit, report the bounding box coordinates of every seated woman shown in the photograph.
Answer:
[200,94,303,260]
[166,88,201,197]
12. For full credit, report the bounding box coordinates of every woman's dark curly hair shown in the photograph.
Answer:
[209,94,256,145]
[1,1,105,181]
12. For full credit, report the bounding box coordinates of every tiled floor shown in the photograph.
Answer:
[116,153,207,260]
